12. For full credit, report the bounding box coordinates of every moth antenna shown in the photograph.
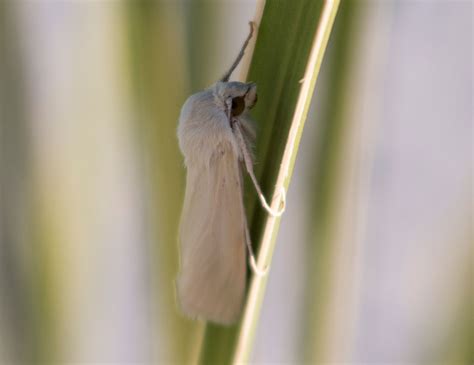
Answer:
[220,21,255,82]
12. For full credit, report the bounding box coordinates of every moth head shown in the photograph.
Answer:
[214,81,257,117]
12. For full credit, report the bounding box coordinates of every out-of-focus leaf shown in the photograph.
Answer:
[126,2,205,363]
[302,0,362,361]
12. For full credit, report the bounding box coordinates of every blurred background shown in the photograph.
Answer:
[0,0,472,364]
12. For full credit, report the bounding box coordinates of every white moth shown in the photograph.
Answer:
[176,23,284,325]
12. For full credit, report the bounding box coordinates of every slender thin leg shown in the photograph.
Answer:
[232,120,286,217]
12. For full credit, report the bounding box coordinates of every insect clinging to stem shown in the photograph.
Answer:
[176,22,285,325]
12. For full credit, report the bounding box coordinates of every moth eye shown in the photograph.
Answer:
[231,96,245,117]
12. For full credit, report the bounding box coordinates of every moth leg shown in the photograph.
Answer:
[232,120,286,217]
[238,116,256,160]
[243,218,268,277]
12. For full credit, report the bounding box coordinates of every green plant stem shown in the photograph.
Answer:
[232,1,340,362]
[197,1,340,363]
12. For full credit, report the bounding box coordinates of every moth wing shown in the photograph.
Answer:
[177,142,247,325]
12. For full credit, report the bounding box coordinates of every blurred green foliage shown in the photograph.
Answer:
[127,2,200,364]
[303,1,359,361]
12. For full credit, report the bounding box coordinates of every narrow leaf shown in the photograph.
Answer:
[198,0,340,363]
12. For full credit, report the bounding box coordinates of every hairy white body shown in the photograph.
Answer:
[177,82,256,325]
